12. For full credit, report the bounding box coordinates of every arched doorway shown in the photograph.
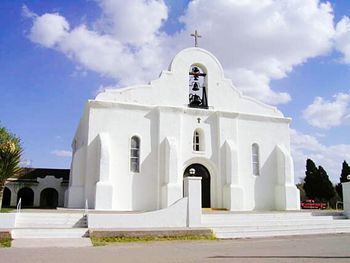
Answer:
[2,187,11,208]
[17,187,34,207]
[40,188,59,209]
[184,163,211,208]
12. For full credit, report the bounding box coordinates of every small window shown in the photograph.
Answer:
[252,143,260,176]
[130,136,140,173]
[193,131,200,151]
[193,129,204,152]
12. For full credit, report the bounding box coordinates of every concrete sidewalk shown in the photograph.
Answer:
[12,238,92,248]
[1,233,350,263]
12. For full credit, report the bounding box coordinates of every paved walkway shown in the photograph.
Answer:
[1,233,350,262]
[12,238,92,248]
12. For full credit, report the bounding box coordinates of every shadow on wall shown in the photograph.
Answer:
[206,113,220,208]
[88,136,100,209]
[205,113,217,161]
[254,149,276,210]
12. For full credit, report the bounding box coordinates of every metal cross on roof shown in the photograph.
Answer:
[191,30,202,47]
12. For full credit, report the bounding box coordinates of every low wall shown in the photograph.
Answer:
[343,182,350,218]
[88,198,188,228]
[0,213,16,229]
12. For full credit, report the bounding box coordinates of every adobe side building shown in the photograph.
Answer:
[3,168,69,209]
[66,46,300,212]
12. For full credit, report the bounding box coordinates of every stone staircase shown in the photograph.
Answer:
[12,212,89,239]
[202,211,350,239]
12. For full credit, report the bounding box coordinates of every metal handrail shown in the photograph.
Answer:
[84,199,89,216]
[16,198,22,213]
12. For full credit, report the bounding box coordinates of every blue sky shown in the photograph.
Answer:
[0,0,350,182]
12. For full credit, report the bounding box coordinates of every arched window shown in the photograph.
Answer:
[130,136,140,173]
[193,129,204,151]
[188,65,208,109]
[252,143,260,176]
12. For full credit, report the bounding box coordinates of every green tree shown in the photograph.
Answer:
[0,125,22,209]
[303,159,335,203]
[340,161,350,183]
[303,159,319,200]
[317,165,335,202]
[335,161,350,200]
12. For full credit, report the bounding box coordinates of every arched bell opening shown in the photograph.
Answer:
[188,65,208,109]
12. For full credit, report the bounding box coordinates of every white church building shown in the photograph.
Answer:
[66,46,300,212]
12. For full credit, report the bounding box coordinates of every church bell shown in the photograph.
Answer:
[192,82,200,91]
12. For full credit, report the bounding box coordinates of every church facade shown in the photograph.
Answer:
[66,47,300,211]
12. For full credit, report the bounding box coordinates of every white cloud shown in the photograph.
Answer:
[25,0,337,104]
[95,0,168,45]
[302,92,350,129]
[20,159,33,167]
[26,6,166,85]
[22,5,37,19]
[335,16,350,63]
[51,150,72,157]
[29,13,69,48]
[226,68,291,104]
[290,129,350,183]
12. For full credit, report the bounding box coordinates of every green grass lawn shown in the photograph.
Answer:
[0,208,14,213]
[0,238,11,248]
[91,234,216,246]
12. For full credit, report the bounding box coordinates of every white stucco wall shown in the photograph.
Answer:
[67,47,300,211]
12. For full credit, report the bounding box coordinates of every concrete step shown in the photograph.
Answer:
[16,220,87,228]
[203,211,315,216]
[213,222,350,232]
[202,212,341,220]
[15,213,85,220]
[11,228,89,239]
[15,213,87,228]
[333,215,348,219]
[14,224,87,229]
[204,211,349,239]
[201,218,350,227]
[214,226,350,239]
[202,212,347,226]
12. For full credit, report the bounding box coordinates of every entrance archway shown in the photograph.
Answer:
[40,188,59,209]
[17,187,34,207]
[2,187,11,208]
[184,163,211,208]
